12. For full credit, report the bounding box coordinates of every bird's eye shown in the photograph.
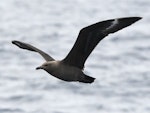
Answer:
[45,64,48,66]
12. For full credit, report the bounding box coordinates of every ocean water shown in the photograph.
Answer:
[0,0,150,113]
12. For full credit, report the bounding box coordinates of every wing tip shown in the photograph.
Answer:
[105,16,142,34]
[129,16,142,19]
[136,17,142,20]
[12,40,22,48]
[12,40,17,44]
[118,16,142,24]
[126,16,142,23]
[12,40,20,46]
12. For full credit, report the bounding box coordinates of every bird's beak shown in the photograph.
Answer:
[36,66,43,70]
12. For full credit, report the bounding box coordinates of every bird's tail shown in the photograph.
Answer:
[79,74,95,83]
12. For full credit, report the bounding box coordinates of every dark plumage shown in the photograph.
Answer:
[12,17,141,83]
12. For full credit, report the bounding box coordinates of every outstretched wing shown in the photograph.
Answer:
[62,17,142,69]
[12,40,54,61]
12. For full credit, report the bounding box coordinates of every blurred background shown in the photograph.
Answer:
[0,0,150,113]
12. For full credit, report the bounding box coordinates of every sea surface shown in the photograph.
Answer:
[0,0,150,113]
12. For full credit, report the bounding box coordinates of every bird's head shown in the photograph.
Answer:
[36,61,58,74]
[36,62,50,70]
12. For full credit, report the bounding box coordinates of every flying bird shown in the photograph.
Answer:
[12,17,141,83]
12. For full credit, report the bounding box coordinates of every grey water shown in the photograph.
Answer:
[0,0,150,113]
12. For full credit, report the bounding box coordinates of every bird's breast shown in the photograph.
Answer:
[48,62,82,81]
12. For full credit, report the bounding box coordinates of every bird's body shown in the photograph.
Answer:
[41,61,81,81]
[36,61,95,83]
[12,17,141,83]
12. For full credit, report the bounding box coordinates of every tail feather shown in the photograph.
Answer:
[79,74,95,83]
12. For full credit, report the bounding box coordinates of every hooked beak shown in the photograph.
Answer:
[36,66,43,70]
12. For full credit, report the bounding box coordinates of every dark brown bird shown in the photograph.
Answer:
[12,17,142,83]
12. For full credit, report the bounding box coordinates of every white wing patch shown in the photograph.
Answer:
[106,19,119,31]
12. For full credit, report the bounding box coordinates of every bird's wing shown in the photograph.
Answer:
[12,41,54,61]
[62,17,142,69]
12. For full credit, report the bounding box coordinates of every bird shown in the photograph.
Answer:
[12,17,142,83]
